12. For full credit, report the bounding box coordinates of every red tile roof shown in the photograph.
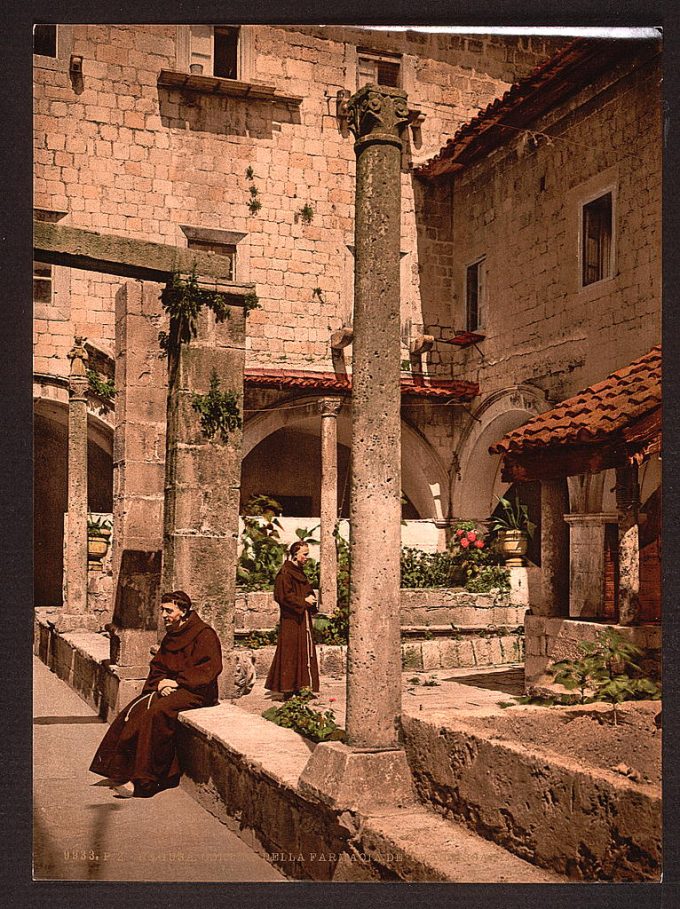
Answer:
[245,368,478,401]
[415,38,650,180]
[490,346,661,455]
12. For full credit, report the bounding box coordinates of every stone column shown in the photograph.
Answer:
[60,338,91,629]
[318,397,342,615]
[538,478,569,616]
[616,463,641,625]
[299,84,414,812]
[161,292,246,697]
[110,282,167,667]
[564,513,617,618]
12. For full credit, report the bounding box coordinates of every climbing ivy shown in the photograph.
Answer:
[191,368,242,443]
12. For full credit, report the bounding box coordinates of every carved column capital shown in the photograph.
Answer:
[318,397,343,418]
[68,336,89,399]
[346,83,409,149]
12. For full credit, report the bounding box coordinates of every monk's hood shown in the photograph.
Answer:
[162,610,211,652]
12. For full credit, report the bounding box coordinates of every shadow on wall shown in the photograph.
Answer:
[34,412,113,607]
[157,87,301,138]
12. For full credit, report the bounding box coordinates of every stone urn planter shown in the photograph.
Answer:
[87,516,112,570]
[498,529,528,567]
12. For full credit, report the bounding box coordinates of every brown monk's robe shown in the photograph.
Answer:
[265,558,320,693]
[90,611,222,795]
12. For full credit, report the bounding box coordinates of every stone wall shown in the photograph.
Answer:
[433,50,662,397]
[34,25,562,381]
[524,615,662,689]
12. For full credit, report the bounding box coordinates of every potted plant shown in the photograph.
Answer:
[489,495,536,566]
[87,515,112,569]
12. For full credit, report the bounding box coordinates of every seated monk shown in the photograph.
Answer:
[90,590,222,798]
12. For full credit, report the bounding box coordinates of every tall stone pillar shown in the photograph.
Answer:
[318,397,342,615]
[539,478,569,616]
[161,294,246,697]
[564,513,617,618]
[60,338,90,628]
[616,463,641,625]
[110,281,168,667]
[299,84,414,812]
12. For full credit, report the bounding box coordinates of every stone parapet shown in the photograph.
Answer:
[524,614,661,690]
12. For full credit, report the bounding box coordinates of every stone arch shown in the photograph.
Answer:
[451,384,549,521]
[242,397,448,520]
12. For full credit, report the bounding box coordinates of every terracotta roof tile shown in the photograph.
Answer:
[245,368,478,401]
[490,346,661,455]
[414,38,649,180]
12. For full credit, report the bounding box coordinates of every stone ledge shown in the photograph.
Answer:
[178,701,562,882]
[403,711,661,881]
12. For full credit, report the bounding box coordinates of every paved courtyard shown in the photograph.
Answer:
[33,655,285,882]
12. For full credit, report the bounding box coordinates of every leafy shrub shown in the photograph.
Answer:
[191,369,242,442]
[261,688,344,743]
[466,565,511,593]
[551,628,661,723]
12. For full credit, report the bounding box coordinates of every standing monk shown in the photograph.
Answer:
[265,541,320,698]
[90,590,222,798]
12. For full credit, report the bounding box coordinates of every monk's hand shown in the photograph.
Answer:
[158,678,178,697]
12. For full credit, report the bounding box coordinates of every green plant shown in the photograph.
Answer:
[243,290,261,315]
[400,548,460,588]
[312,287,324,303]
[400,359,412,372]
[422,676,440,687]
[244,494,283,518]
[245,165,254,181]
[86,368,117,402]
[296,203,314,224]
[191,369,242,443]
[237,514,286,591]
[551,629,661,724]
[489,495,536,538]
[261,688,344,743]
[248,197,262,215]
[160,269,231,354]
[466,565,511,593]
[249,185,259,198]
[87,515,112,537]
[240,628,278,649]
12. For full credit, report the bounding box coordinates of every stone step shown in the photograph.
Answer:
[179,702,564,883]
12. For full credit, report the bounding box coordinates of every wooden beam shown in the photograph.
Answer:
[33,221,253,294]
[501,442,629,483]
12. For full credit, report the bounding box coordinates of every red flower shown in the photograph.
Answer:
[455,528,464,537]
[474,540,484,549]
[466,531,477,542]
[460,537,470,548]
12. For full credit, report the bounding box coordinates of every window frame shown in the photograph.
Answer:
[465,256,486,333]
[32,24,73,72]
[580,189,615,289]
[356,48,403,90]
[178,25,254,82]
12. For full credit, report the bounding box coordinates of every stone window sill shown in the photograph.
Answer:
[157,69,303,107]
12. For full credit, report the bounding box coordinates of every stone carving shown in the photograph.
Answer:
[67,336,89,399]
[233,651,256,698]
[346,83,409,144]
[318,397,342,417]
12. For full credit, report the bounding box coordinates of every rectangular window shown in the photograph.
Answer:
[33,24,57,57]
[357,51,401,89]
[213,27,239,79]
[33,262,52,304]
[582,192,612,286]
[187,238,236,281]
[190,25,239,78]
[466,259,485,332]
